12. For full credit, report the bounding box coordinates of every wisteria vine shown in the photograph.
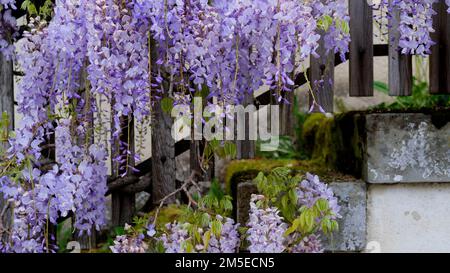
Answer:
[1,0,448,253]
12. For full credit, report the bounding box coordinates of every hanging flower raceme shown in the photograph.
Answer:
[132,0,351,105]
[0,6,17,60]
[310,0,350,61]
[0,1,108,252]
[160,215,240,253]
[246,194,287,253]
[296,173,341,219]
[373,0,450,56]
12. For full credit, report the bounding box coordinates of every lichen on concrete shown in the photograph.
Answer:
[365,113,450,183]
[323,182,367,252]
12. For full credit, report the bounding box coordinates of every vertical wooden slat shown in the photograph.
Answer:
[310,30,335,112]
[280,89,295,136]
[236,92,255,159]
[349,0,374,97]
[111,115,136,227]
[388,1,413,96]
[149,37,176,208]
[430,0,450,94]
[151,95,176,206]
[0,47,14,245]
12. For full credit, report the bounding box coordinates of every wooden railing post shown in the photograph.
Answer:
[430,0,450,94]
[310,33,335,112]
[349,0,374,97]
[388,0,413,96]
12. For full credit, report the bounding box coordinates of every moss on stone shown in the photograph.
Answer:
[302,113,328,156]
[225,158,356,195]
[224,159,298,193]
[301,112,365,178]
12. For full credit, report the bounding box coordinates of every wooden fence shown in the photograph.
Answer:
[0,0,449,247]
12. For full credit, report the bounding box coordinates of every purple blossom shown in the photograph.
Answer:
[110,234,148,253]
[160,214,240,253]
[246,194,287,253]
[297,173,341,219]
[290,234,324,253]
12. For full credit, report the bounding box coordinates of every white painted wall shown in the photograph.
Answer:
[367,184,450,253]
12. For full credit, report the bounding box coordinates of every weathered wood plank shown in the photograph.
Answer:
[430,0,450,94]
[349,0,374,97]
[236,92,255,159]
[310,29,335,113]
[151,95,176,206]
[280,89,295,136]
[388,1,413,96]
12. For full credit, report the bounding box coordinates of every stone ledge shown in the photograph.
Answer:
[365,113,450,183]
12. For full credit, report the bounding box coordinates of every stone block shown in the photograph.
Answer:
[365,113,450,183]
[323,181,367,252]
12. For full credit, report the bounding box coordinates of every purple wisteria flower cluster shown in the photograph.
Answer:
[160,215,240,253]
[246,194,287,253]
[0,0,17,60]
[0,119,108,252]
[0,1,107,252]
[206,215,240,253]
[248,172,341,253]
[296,173,341,219]
[374,0,450,56]
[1,0,350,252]
[133,0,349,104]
[290,234,324,253]
[110,234,148,253]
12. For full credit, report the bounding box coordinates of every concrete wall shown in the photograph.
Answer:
[363,113,450,253]
[367,183,450,253]
[235,113,450,253]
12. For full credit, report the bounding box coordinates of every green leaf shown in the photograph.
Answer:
[185,241,194,253]
[315,198,329,212]
[321,216,332,234]
[203,230,211,250]
[318,15,333,31]
[281,195,289,210]
[114,226,125,236]
[299,209,315,233]
[331,220,339,232]
[223,141,237,159]
[284,218,301,236]
[288,189,298,205]
[21,0,37,15]
[201,213,210,227]
[161,97,174,114]
[373,81,389,94]
[211,220,222,238]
